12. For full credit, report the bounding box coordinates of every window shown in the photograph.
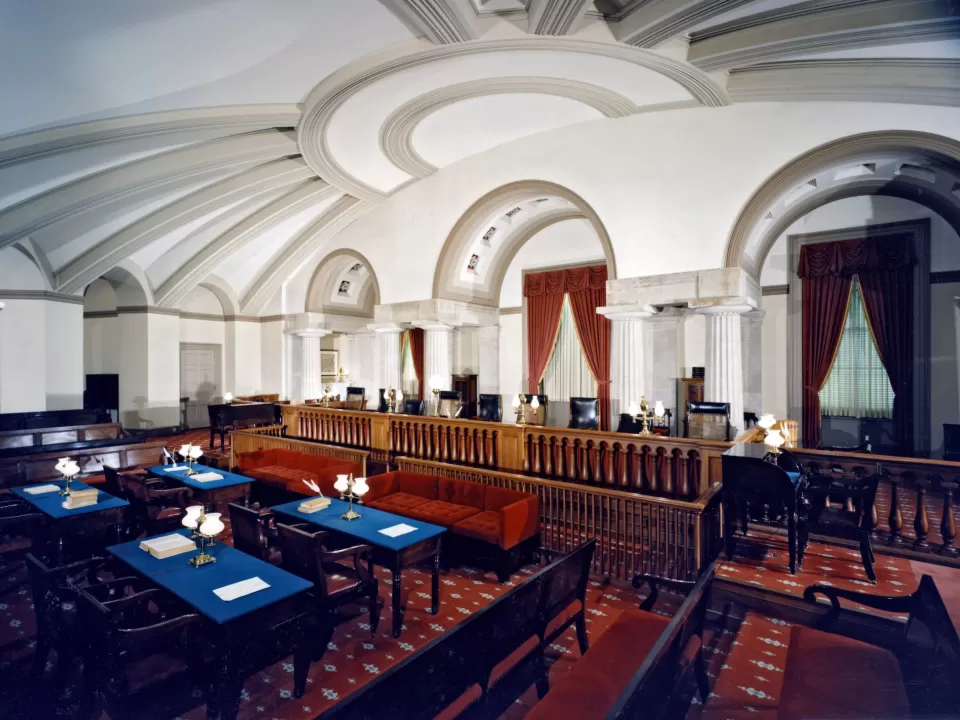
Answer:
[542,295,596,402]
[819,277,895,418]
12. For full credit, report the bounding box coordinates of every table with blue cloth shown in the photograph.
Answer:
[149,463,253,508]
[273,496,446,638]
[108,529,314,720]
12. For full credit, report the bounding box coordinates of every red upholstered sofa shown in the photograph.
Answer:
[365,471,539,580]
[235,448,361,498]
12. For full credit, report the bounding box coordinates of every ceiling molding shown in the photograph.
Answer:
[297,37,730,203]
[241,196,371,315]
[12,239,54,291]
[688,0,960,72]
[611,0,755,47]
[55,157,314,294]
[0,105,301,169]
[724,131,960,276]
[727,58,960,107]
[0,129,299,252]
[527,0,594,35]
[155,179,338,308]
[0,289,84,304]
[376,0,477,43]
[380,77,639,179]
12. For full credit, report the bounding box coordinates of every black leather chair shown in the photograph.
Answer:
[437,390,462,418]
[944,423,960,460]
[228,503,281,564]
[402,398,425,415]
[616,413,643,434]
[684,401,731,441]
[568,397,599,430]
[377,389,388,413]
[478,394,502,422]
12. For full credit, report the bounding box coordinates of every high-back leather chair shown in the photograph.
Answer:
[227,503,280,564]
[684,401,731,441]
[568,397,599,430]
[345,387,365,411]
[402,398,425,416]
[521,395,548,426]
[377,389,388,413]
[477,394,502,422]
[436,390,462,419]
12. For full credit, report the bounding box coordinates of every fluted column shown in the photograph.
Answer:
[424,324,454,397]
[300,332,324,400]
[608,310,654,428]
[338,334,356,381]
[374,326,402,394]
[698,303,753,435]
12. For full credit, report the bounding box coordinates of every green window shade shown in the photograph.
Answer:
[819,277,895,419]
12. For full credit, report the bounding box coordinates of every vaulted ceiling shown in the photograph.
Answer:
[1,0,957,314]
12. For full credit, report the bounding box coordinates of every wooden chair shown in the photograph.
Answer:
[275,523,381,641]
[121,472,190,537]
[437,390,463,419]
[539,539,595,660]
[684,401,731,441]
[345,387,366,410]
[401,398,426,416]
[804,466,881,582]
[227,502,281,564]
[76,575,208,719]
[521,395,548,426]
[0,497,43,587]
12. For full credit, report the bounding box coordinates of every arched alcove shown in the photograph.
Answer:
[305,249,381,317]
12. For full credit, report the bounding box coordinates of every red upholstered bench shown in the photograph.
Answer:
[366,471,539,580]
[235,448,360,497]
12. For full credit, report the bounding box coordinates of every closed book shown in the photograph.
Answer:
[63,489,99,509]
[298,497,331,514]
[139,534,197,559]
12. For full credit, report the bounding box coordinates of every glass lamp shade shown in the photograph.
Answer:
[189,445,203,460]
[396,390,404,406]
[199,513,224,537]
[55,457,71,474]
[65,462,80,478]
[353,477,369,496]
[764,429,785,450]
[627,401,639,416]
[334,475,350,493]
[511,394,521,409]
[179,444,193,459]
[654,401,665,419]
[531,396,540,410]
[758,413,776,431]
[182,505,203,529]
[224,392,233,403]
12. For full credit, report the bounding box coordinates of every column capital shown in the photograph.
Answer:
[596,303,658,320]
[367,322,404,334]
[691,297,756,316]
[413,321,454,332]
[295,328,332,338]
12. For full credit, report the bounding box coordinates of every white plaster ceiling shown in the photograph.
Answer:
[790,40,960,61]
[412,94,603,169]
[684,0,812,34]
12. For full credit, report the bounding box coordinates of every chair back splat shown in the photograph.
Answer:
[477,394,502,422]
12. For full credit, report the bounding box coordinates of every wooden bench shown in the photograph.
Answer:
[0,422,130,458]
[0,408,111,432]
[319,539,596,720]
[777,576,960,720]
[528,563,716,720]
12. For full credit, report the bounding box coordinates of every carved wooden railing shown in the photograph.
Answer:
[230,428,370,477]
[792,448,959,560]
[397,458,723,582]
[281,405,725,499]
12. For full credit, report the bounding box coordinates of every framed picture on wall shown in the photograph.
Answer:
[320,350,339,380]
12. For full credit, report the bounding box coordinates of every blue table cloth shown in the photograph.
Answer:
[12,480,128,518]
[272,497,445,552]
[786,471,802,487]
[149,464,253,491]
[107,529,312,625]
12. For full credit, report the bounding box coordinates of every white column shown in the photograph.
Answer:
[339,334,356,383]
[424,323,454,394]
[699,304,753,436]
[300,332,324,399]
[608,311,653,428]
[374,326,402,393]
[0,301,5,411]
[477,324,500,394]
[741,309,764,417]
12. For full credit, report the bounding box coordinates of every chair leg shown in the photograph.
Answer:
[293,641,311,698]
[694,649,711,703]
[534,647,549,699]
[575,612,589,655]
[860,535,877,584]
[369,588,381,635]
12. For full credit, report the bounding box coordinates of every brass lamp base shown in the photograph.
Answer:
[189,552,216,567]
[341,509,362,521]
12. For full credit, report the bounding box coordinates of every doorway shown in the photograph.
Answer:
[180,343,221,428]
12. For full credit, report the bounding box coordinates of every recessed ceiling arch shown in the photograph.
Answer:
[725,130,960,277]
[433,179,616,307]
[305,248,381,317]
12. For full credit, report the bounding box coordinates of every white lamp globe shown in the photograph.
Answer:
[179,444,193,459]
[764,429,785,450]
[64,461,80,478]
[512,394,521,409]
[182,505,203,529]
[199,513,224,537]
[758,413,776,431]
[189,445,203,460]
[334,475,350,494]
[353,477,369,496]
[654,400,665,419]
[224,392,233,403]
[531,396,540,410]
[55,457,71,474]
[627,401,639,416]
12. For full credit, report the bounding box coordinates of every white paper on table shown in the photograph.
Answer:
[23,484,60,495]
[379,523,417,538]
[163,465,188,472]
[191,472,223,482]
[213,577,270,601]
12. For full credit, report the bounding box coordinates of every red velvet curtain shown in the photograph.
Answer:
[798,235,916,449]
[408,327,425,400]
[524,265,610,430]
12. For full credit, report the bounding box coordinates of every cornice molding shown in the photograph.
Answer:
[527,0,593,36]
[0,105,301,169]
[56,157,314,294]
[297,37,729,202]
[724,131,960,275]
[156,179,338,309]
[241,196,372,315]
[377,0,476,43]
[612,0,755,48]
[380,77,639,179]
[761,284,789,296]
[688,0,960,72]
[0,290,84,305]
[727,58,960,107]
[116,305,182,316]
[0,129,299,252]
[499,306,522,315]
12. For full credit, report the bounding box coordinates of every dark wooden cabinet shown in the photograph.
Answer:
[678,377,704,437]
[452,374,478,419]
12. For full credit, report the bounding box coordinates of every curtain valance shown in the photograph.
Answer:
[797,235,916,279]
[524,265,607,296]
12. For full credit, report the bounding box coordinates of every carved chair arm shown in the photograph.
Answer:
[633,573,697,611]
[803,584,917,615]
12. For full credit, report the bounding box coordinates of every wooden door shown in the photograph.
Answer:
[180,343,221,428]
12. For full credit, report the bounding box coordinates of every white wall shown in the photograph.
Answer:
[261,320,285,397]
[498,312,523,420]
[0,299,48,412]
[454,326,480,375]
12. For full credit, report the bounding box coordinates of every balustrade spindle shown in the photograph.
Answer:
[660,449,673,496]
[478,430,487,466]
[676,451,688,499]
[914,478,930,548]
[940,480,957,555]
[592,445,603,485]
[888,476,903,542]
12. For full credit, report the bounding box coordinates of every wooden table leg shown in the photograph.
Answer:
[429,547,440,615]
[391,567,404,638]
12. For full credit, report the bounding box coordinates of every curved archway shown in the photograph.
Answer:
[305,249,381,317]
[433,180,616,307]
[96,260,152,307]
[724,131,960,276]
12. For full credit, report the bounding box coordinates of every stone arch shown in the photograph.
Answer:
[433,180,616,307]
[305,249,381,317]
[197,274,240,316]
[724,131,960,277]
[96,260,152,307]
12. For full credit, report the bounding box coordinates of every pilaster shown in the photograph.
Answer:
[697,303,754,436]
[599,304,657,428]
[423,323,454,395]
[371,324,403,394]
